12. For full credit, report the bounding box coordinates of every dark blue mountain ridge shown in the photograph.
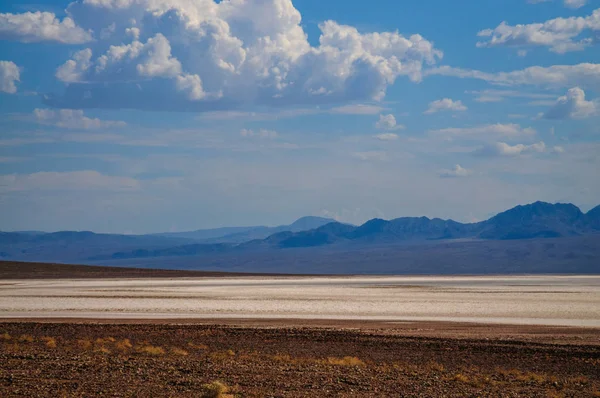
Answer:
[2,202,599,262]
[255,201,600,249]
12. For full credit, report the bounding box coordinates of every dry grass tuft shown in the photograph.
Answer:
[95,346,111,354]
[567,376,589,386]
[136,345,165,355]
[42,336,57,348]
[498,368,554,385]
[427,361,446,372]
[209,350,236,361]
[115,339,133,351]
[77,339,92,350]
[171,347,189,356]
[188,342,208,350]
[95,337,116,345]
[0,332,11,340]
[199,381,232,398]
[326,356,365,367]
[18,334,34,343]
[453,373,470,383]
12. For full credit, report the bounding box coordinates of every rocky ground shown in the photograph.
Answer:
[1,322,599,397]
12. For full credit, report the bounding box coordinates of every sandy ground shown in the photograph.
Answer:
[2,275,600,327]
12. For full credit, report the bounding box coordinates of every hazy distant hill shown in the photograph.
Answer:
[264,201,600,248]
[2,202,600,267]
[152,216,337,243]
[476,202,590,240]
[0,216,336,262]
[91,201,600,262]
[0,231,194,262]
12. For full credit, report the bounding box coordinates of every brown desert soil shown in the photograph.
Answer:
[0,260,303,279]
[1,321,599,397]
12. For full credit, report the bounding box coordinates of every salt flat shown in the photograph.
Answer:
[1,275,599,327]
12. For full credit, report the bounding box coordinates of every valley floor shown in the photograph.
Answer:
[2,275,600,327]
[1,321,599,397]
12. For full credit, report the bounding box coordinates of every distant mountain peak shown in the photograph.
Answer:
[289,216,335,227]
[286,216,337,232]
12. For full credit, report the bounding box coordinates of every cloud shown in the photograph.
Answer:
[240,128,278,139]
[477,9,600,54]
[330,104,387,115]
[0,60,19,94]
[0,11,92,44]
[477,141,547,157]
[33,108,126,129]
[0,171,139,193]
[542,87,598,119]
[375,133,399,141]
[424,98,467,114]
[467,89,555,103]
[375,114,404,130]
[528,0,588,9]
[439,164,472,178]
[352,151,387,161]
[45,0,442,111]
[426,63,600,91]
[430,123,536,138]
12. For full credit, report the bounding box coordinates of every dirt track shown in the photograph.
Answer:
[1,322,599,397]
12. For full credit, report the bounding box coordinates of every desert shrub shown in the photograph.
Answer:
[41,336,57,348]
[567,376,589,386]
[427,361,445,372]
[200,381,229,398]
[210,349,236,361]
[115,339,133,351]
[95,337,115,345]
[171,347,189,356]
[326,356,365,366]
[95,346,111,354]
[77,339,92,350]
[18,334,34,343]
[453,373,470,383]
[136,345,165,355]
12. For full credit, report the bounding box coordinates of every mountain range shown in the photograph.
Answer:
[1,202,599,270]
[151,216,337,243]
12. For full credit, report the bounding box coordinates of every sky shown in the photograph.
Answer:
[0,0,599,234]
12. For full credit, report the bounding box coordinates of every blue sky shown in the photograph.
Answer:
[0,0,599,233]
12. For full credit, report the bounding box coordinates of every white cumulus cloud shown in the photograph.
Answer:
[477,9,600,54]
[45,0,442,111]
[0,11,92,44]
[439,165,472,178]
[375,114,404,130]
[424,98,467,114]
[0,60,19,94]
[478,141,547,156]
[543,87,598,119]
